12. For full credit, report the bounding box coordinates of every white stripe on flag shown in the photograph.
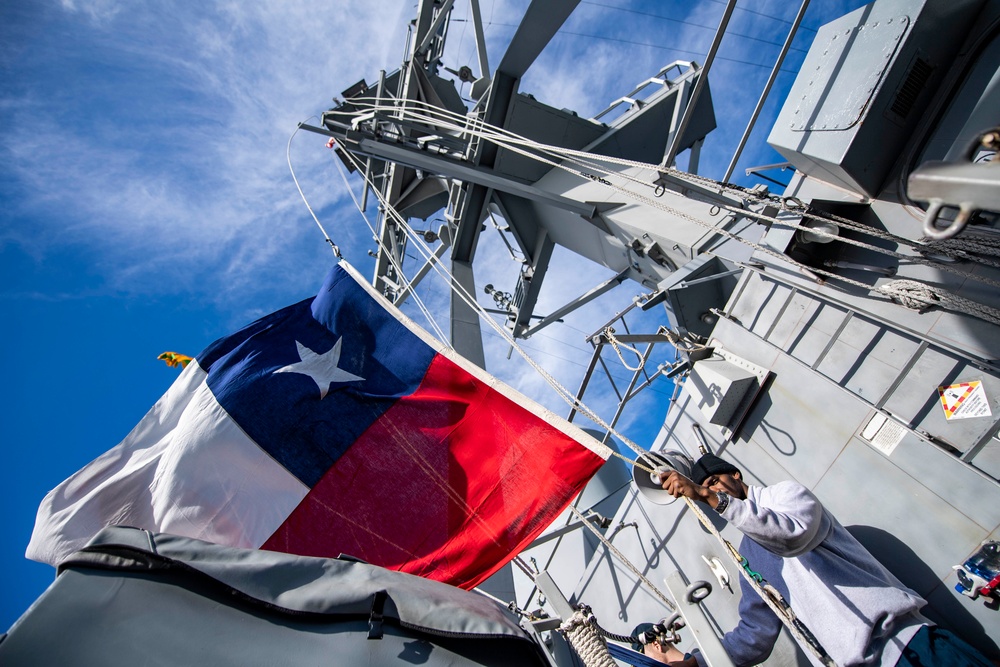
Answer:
[27,361,309,566]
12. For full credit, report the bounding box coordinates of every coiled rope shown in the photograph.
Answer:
[559,606,619,667]
[877,280,1000,325]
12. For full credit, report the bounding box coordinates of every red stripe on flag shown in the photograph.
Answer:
[262,353,606,589]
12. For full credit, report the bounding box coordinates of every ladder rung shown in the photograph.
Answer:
[812,310,854,370]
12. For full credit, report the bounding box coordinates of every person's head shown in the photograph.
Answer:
[630,622,656,653]
[691,453,748,499]
[629,622,680,664]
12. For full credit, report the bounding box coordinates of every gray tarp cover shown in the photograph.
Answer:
[1,526,550,666]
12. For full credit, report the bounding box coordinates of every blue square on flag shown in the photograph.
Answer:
[28,262,610,589]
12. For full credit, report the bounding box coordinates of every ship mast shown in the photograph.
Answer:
[305,0,734,367]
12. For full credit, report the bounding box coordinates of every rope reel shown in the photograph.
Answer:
[631,450,694,505]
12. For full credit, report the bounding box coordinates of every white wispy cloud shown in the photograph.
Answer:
[2,0,410,313]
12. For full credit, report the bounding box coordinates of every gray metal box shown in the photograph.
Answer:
[767,0,984,197]
[685,358,758,426]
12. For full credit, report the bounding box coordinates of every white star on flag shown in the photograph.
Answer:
[274,339,365,399]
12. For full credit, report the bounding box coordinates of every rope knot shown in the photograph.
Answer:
[604,327,644,371]
[558,606,594,634]
[878,279,941,312]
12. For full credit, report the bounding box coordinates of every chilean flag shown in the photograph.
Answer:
[27,262,610,589]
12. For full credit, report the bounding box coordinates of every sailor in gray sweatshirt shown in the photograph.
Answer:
[657,454,991,667]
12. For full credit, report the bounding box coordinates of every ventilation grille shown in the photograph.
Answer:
[888,57,933,121]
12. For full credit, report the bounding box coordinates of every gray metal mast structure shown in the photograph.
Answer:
[307,0,728,366]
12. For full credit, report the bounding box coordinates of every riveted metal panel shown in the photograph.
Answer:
[790,17,909,132]
[767,0,985,196]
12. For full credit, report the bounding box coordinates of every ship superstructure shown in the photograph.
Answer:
[5,0,999,665]
[309,0,1000,663]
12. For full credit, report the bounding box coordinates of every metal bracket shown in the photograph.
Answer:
[663,571,735,667]
[908,128,1000,240]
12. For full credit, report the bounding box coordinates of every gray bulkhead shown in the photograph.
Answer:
[557,0,1000,663]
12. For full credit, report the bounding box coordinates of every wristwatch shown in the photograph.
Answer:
[714,491,730,514]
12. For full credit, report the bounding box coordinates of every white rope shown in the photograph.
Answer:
[877,279,1000,325]
[603,327,645,372]
[326,145,451,345]
[286,123,340,257]
[350,95,1000,316]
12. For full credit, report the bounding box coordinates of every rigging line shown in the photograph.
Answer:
[336,143,658,463]
[481,328,676,399]
[390,102,1000,295]
[577,147,1000,278]
[701,0,817,32]
[713,201,1000,292]
[362,102,662,194]
[568,504,677,613]
[481,328,596,365]
[378,101,692,196]
[479,24,804,74]
[347,98,681,184]
[326,147,445,340]
[287,122,341,258]
[579,0,808,54]
[335,144,538,338]
[327,146,452,346]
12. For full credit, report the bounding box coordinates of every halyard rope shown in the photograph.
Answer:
[334,96,1000,326]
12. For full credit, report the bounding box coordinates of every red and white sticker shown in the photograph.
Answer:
[937,381,992,420]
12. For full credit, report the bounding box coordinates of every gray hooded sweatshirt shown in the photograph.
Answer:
[695,481,927,667]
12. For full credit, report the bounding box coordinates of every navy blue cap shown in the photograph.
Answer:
[690,454,740,485]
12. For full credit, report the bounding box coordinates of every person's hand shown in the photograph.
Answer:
[659,470,711,503]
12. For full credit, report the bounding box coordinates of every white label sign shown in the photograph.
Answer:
[861,412,906,455]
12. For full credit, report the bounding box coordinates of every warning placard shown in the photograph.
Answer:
[937,381,992,420]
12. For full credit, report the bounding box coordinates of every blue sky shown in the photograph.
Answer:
[1,0,864,629]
